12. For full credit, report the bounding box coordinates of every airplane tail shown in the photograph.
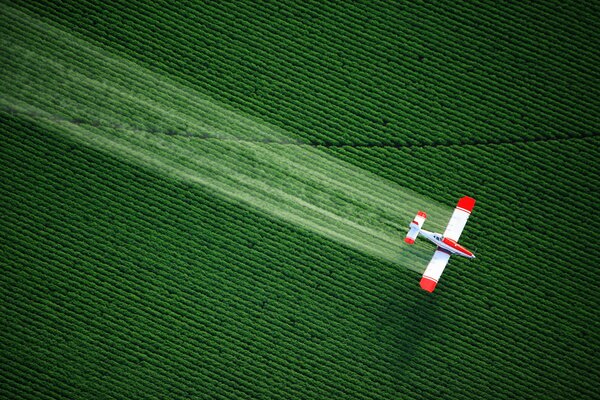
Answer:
[405,211,427,244]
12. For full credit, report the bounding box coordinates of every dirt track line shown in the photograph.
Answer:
[3,106,596,150]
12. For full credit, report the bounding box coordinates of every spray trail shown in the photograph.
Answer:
[0,4,452,272]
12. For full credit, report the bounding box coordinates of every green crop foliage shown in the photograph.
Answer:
[1,1,598,400]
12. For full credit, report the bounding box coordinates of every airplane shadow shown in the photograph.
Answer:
[373,282,443,377]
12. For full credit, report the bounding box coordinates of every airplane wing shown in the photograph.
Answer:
[420,249,451,292]
[443,196,476,241]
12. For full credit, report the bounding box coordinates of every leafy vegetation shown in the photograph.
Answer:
[1,1,598,399]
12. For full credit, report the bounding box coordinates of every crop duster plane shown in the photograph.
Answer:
[405,196,476,292]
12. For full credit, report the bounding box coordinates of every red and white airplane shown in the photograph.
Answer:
[405,196,476,292]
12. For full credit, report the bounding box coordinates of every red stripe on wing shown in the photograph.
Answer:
[456,196,476,213]
[420,277,438,292]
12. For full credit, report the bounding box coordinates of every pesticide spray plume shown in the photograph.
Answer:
[1,4,453,273]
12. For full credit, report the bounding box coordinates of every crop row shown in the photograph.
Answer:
[5,112,597,399]
[2,116,424,398]
[1,17,447,270]
[325,138,599,394]
[3,2,599,399]
[3,37,596,394]
[5,110,582,398]
[0,119,412,312]
[328,139,597,297]
[18,0,598,149]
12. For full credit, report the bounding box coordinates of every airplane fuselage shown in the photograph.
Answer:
[418,229,475,258]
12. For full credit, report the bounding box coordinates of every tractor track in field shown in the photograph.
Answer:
[3,105,597,150]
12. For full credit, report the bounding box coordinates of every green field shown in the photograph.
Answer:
[1,1,599,399]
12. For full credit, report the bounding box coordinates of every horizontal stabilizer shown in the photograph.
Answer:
[405,211,427,244]
[404,228,418,244]
[410,211,427,229]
